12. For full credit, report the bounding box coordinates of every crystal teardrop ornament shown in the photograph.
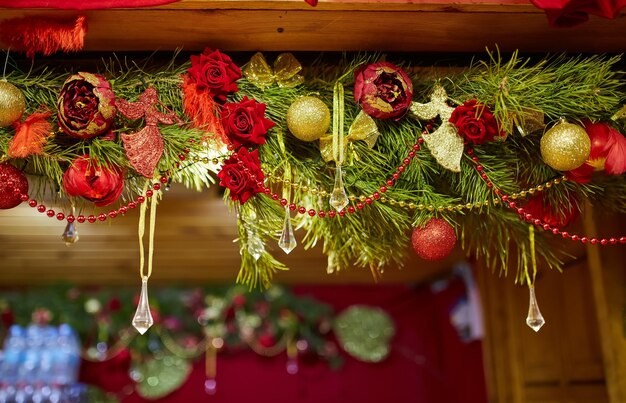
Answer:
[246,228,265,261]
[132,276,154,335]
[526,286,545,332]
[278,207,297,254]
[330,165,348,212]
[204,378,217,395]
[61,221,79,246]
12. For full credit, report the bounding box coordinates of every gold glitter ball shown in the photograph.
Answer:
[286,96,330,142]
[0,81,25,127]
[540,121,591,171]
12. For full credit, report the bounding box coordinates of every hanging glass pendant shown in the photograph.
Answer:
[204,378,217,395]
[61,221,79,246]
[526,285,545,332]
[278,207,297,254]
[132,276,154,335]
[246,228,265,261]
[286,357,299,375]
[330,165,348,212]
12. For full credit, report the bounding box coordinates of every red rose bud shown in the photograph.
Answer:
[188,48,242,102]
[449,100,504,145]
[63,155,124,207]
[221,96,276,148]
[354,61,413,120]
[218,148,265,204]
[57,72,116,139]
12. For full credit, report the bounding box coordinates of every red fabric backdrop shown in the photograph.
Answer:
[81,283,488,403]
[0,0,179,9]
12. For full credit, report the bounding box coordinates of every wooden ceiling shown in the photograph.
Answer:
[0,0,625,53]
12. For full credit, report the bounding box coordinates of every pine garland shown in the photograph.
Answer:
[1,51,625,289]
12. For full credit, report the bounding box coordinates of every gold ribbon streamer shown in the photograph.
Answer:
[243,52,304,90]
[523,224,537,286]
[320,110,379,163]
[138,184,158,280]
[332,81,345,164]
[611,104,626,121]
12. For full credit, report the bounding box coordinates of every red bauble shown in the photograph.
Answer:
[411,218,457,261]
[0,163,28,209]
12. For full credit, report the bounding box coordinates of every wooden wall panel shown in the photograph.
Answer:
[479,253,611,403]
[0,185,462,286]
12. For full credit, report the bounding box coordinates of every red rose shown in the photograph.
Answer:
[63,155,124,207]
[187,48,242,102]
[354,61,413,120]
[57,72,116,139]
[221,96,275,148]
[449,100,504,145]
[218,148,264,204]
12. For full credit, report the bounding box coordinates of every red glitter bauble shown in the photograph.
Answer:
[0,163,28,209]
[411,218,457,261]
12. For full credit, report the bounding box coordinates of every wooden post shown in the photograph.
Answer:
[582,202,626,403]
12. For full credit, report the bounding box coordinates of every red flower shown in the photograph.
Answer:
[449,100,504,145]
[107,297,122,313]
[566,121,626,183]
[57,72,116,139]
[63,155,124,207]
[354,61,413,120]
[258,333,276,348]
[221,96,275,148]
[218,148,265,204]
[232,294,246,307]
[32,308,53,325]
[187,48,242,102]
[1,309,15,327]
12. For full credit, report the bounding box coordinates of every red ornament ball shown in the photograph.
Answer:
[0,163,28,209]
[411,218,457,261]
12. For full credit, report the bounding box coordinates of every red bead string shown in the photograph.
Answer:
[465,146,626,246]
[241,135,426,219]
[7,130,626,246]
[3,173,167,224]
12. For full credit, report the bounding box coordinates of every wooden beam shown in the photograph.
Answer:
[0,6,625,52]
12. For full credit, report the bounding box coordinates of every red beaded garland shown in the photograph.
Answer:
[467,145,623,247]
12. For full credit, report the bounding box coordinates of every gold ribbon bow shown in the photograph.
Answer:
[410,84,463,172]
[243,52,304,90]
[319,110,379,163]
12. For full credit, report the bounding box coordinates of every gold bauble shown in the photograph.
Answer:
[0,80,25,127]
[540,121,591,171]
[286,96,330,142]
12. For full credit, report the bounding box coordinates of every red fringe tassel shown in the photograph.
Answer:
[0,15,87,57]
